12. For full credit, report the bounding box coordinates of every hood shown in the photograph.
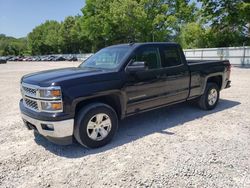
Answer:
[21,67,112,86]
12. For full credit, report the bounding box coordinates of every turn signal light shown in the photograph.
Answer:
[51,103,62,110]
[51,90,61,97]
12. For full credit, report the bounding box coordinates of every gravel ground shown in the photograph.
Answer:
[0,61,249,188]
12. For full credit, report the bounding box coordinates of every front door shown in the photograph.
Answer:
[124,44,167,114]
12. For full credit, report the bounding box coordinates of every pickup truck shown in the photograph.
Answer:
[20,42,231,148]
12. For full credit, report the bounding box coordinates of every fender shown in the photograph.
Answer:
[71,89,127,119]
[201,73,224,94]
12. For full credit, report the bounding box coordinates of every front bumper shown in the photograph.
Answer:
[21,113,74,145]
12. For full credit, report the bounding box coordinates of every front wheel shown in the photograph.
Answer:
[74,103,118,148]
[198,83,220,110]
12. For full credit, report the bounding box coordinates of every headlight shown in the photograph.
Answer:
[39,86,63,112]
[41,101,63,112]
[39,88,61,99]
[21,83,63,113]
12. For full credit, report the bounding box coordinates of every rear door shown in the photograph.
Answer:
[159,45,190,103]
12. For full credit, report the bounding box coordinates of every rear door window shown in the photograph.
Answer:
[162,47,182,67]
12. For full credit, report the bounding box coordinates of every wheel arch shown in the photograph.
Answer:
[74,93,125,120]
[202,73,224,94]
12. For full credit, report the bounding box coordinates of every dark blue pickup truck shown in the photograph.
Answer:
[20,42,231,148]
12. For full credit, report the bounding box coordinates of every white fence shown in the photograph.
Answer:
[184,46,250,66]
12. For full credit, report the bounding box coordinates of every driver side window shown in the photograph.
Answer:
[132,47,161,70]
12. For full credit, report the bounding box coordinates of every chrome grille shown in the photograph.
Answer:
[22,85,37,97]
[24,98,39,111]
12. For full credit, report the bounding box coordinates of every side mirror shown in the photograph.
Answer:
[126,61,147,73]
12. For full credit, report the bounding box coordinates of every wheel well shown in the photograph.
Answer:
[75,95,122,119]
[207,76,222,89]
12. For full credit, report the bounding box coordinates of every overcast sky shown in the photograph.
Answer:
[0,0,85,38]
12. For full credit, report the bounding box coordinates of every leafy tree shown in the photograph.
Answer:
[0,34,28,56]
[74,16,92,53]
[3,0,249,56]
[81,0,197,52]
[28,20,61,55]
[59,16,78,53]
[80,0,114,51]
[177,22,205,49]
[198,0,250,46]
[167,0,198,39]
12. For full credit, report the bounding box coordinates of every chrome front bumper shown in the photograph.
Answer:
[21,114,74,144]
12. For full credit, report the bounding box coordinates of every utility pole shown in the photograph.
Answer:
[243,42,246,66]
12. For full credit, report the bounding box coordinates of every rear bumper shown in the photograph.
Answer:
[21,113,74,145]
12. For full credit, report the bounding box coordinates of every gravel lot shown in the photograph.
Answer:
[0,61,249,188]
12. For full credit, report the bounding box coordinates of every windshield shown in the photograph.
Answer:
[79,46,131,69]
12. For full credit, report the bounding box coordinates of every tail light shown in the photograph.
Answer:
[227,64,231,80]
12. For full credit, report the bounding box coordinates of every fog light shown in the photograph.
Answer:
[41,123,54,131]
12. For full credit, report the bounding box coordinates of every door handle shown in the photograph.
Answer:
[156,74,167,79]
[162,73,168,78]
[156,75,161,79]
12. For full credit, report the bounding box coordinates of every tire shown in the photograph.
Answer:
[198,82,220,110]
[74,103,118,148]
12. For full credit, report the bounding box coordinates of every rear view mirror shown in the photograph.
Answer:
[126,61,147,73]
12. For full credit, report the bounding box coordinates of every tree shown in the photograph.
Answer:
[81,0,195,52]
[167,0,198,40]
[28,20,61,55]
[74,16,92,53]
[11,0,249,56]
[18,0,206,55]
[177,22,205,49]
[59,16,79,53]
[198,0,250,46]
[109,0,173,42]
[80,0,114,51]
[0,34,28,56]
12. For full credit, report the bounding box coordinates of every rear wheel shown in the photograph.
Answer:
[198,83,220,110]
[74,103,118,148]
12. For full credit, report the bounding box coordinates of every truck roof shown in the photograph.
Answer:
[107,42,179,49]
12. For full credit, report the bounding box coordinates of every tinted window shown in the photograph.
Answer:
[162,47,182,67]
[132,47,161,70]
